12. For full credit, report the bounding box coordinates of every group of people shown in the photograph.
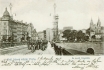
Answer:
[27,39,67,55]
[27,39,48,52]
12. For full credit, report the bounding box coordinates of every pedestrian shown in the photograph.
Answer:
[55,45,58,55]
[59,46,62,55]
[39,39,42,49]
[62,48,66,55]
[34,40,37,50]
[36,40,39,50]
[53,44,57,54]
[57,46,61,55]
[37,40,39,50]
[51,41,54,47]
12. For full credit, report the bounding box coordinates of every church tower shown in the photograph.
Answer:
[97,18,101,27]
[90,18,93,30]
[97,18,101,33]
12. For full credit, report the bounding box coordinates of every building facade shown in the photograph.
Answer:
[38,31,44,40]
[89,18,103,41]
[27,23,34,40]
[0,8,35,42]
[32,29,38,40]
[46,28,54,41]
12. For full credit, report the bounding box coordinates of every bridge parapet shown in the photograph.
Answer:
[55,42,104,55]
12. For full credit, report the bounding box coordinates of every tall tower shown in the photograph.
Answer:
[97,18,101,33]
[97,18,101,27]
[9,3,12,16]
[53,3,59,41]
[90,18,93,30]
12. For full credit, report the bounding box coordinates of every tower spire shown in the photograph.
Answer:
[97,17,101,26]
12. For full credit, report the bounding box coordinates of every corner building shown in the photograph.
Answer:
[0,8,28,42]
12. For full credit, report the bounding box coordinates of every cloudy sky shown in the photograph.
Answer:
[0,0,104,32]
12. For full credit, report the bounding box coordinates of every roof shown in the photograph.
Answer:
[3,8,10,17]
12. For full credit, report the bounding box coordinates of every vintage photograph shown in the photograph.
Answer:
[0,0,104,55]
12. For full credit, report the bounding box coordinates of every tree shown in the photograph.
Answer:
[77,30,85,42]
[63,29,87,42]
[62,30,71,41]
[84,36,89,41]
[70,30,77,42]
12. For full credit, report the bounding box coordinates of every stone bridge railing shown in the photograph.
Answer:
[53,42,104,55]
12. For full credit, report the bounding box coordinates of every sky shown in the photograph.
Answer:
[0,0,104,32]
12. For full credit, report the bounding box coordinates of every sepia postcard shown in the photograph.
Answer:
[0,0,104,70]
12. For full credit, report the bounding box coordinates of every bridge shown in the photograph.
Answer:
[55,42,104,55]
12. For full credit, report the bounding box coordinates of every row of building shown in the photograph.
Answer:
[37,27,73,41]
[37,18,104,42]
[0,8,103,42]
[37,3,104,42]
[0,7,59,42]
[0,8,38,42]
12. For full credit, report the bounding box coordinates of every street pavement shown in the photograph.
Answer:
[0,42,55,55]
[0,42,89,55]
